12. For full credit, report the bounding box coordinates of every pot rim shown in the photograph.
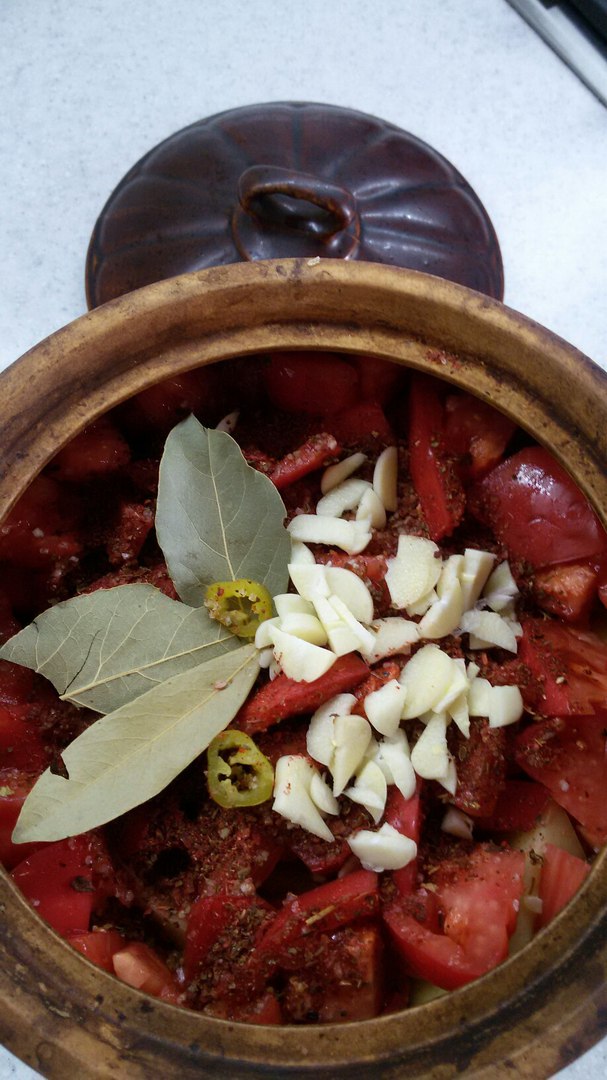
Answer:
[1,258,606,1079]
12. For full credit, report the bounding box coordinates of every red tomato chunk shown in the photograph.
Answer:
[0,356,603,1025]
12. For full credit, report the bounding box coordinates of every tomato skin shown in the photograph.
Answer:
[472,447,607,570]
[265,352,359,415]
[51,418,131,482]
[112,942,180,1002]
[255,870,379,973]
[282,923,384,1023]
[408,375,465,541]
[105,501,154,567]
[0,476,81,570]
[537,843,591,929]
[384,846,525,990]
[518,618,607,717]
[354,356,402,406]
[205,988,283,1024]
[0,775,46,869]
[514,713,607,843]
[236,653,370,735]
[184,894,274,984]
[121,368,221,436]
[11,836,98,936]
[452,719,507,818]
[531,561,599,624]
[384,782,423,896]
[442,392,516,479]
[325,401,394,447]
[473,780,550,834]
[66,929,126,972]
[0,704,48,773]
[269,433,340,490]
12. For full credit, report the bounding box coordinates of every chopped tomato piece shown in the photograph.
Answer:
[355,355,402,406]
[0,703,47,773]
[531,561,599,624]
[514,713,607,844]
[11,836,102,936]
[283,923,384,1023]
[66,929,126,972]
[384,846,525,990]
[269,433,340,490]
[105,500,154,566]
[205,988,283,1024]
[473,780,550,833]
[0,774,46,869]
[324,401,394,447]
[537,843,591,929]
[122,368,221,436]
[518,618,607,716]
[255,870,379,973]
[471,446,607,570]
[443,392,516,479]
[314,550,388,586]
[264,352,359,414]
[452,719,507,818]
[408,374,465,541]
[384,782,423,896]
[0,476,81,570]
[184,893,275,1005]
[51,418,131,482]
[287,801,373,875]
[236,654,369,734]
[112,941,180,1001]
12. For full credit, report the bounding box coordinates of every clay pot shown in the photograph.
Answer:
[0,259,606,1079]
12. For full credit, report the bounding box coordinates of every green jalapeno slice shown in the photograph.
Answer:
[207,729,274,808]
[204,578,273,638]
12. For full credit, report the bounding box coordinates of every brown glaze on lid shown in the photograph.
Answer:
[85,102,504,307]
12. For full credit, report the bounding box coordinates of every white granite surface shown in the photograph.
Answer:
[0,0,606,1077]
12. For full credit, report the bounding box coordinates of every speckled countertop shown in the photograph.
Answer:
[0,1,606,1078]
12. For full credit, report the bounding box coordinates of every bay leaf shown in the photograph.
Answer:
[12,643,260,843]
[0,583,239,714]
[155,415,290,606]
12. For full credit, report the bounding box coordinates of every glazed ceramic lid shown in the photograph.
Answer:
[85,102,504,307]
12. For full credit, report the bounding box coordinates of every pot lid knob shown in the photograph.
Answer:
[86,102,504,308]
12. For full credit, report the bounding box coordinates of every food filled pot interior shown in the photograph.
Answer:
[0,259,606,1079]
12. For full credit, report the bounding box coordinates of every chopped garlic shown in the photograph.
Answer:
[364,679,407,737]
[460,609,520,653]
[254,616,281,650]
[356,487,387,528]
[437,754,458,796]
[312,595,363,656]
[410,713,451,781]
[273,593,315,618]
[269,625,336,682]
[487,684,524,728]
[361,617,420,664]
[348,822,417,872]
[290,540,316,565]
[328,595,376,653]
[272,756,335,841]
[371,729,417,800]
[279,612,328,646]
[309,771,340,816]
[287,514,372,555]
[344,759,387,823]
[324,566,374,624]
[459,549,496,611]
[418,555,465,639]
[400,645,463,720]
[316,477,372,518]
[468,676,492,716]
[307,693,357,767]
[442,807,474,840]
[483,561,519,612]
[385,535,441,610]
[331,713,373,796]
[321,452,367,494]
[288,562,330,601]
[373,446,398,512]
